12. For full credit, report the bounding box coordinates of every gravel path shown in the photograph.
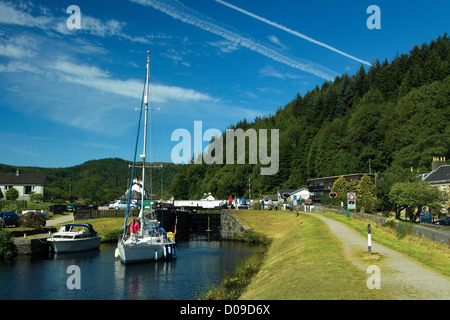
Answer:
[46,213,74,226]
[307,212,450,300]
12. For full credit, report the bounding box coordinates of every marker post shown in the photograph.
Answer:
[368,224,372,254]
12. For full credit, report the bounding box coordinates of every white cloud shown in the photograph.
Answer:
[259,65,302,79]
[207,40,239,53]
[267,35,280,46]
[130,0,338,81]
[0,1,151,44]
[50,59,213,103]
[215,0,371,66]
[0,1,51,28]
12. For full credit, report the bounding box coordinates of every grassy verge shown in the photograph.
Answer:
[71,217,125,242]
[212,210,387,299]
[318,211,450,278]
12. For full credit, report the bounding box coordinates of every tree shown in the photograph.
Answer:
[331,176,348,195]
[375,166,414,215]
[389,181,445,221]
[73,175,103,204]
[5,188,19,200]
[356,175,375,212]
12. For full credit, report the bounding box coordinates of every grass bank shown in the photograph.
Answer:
[208,210,387,300]
[71,217,125,242]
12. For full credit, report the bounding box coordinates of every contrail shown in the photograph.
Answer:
[130,0,339,81]
[215,0,372,66]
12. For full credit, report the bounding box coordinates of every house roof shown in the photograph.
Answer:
[307,173,375,182]
[290,188,309,194]
[277,189,298,194]
[424,165,450,184]
[0,172,46,185]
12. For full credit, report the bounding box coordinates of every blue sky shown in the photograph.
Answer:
[0,0,448,168]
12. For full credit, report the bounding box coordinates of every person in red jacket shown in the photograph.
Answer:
[130,218,140,243]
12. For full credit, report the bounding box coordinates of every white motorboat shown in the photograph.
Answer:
[48,223,101,254]
[115,51,176,264]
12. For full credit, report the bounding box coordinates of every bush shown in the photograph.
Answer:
[0,230,17,261]
[5,188,19,200]
[382,216,398,228]
[382,216,413,239]
[244,231,271,245]
[103,229,123,242]
[394,223,413,239]
[19,213,46,228]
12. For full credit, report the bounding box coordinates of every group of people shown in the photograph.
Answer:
[227,195,247,208]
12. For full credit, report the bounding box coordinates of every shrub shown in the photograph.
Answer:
[394,223,413,239]
[0,230,17,261]
[19,213,46,228]
[382,216,398,228]
[5,188,19,200]
[103,229,123,242]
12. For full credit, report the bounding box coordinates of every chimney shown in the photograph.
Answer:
[432,156,447,171]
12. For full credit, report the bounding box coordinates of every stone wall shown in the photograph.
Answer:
[14,237,51,255]
[220,209,252,240]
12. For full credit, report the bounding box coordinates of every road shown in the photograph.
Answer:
[46,213,74,226]
[307,212,450,300]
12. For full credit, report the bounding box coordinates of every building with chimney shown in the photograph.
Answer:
[0,170,46,200]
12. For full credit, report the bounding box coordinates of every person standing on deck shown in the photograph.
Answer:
[130,218,140,243]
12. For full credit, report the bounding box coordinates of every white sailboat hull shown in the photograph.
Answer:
[116,239,176,264]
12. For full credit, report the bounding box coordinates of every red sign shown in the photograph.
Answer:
[347,193,356,201]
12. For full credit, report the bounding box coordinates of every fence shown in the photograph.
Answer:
[74,209,140,220]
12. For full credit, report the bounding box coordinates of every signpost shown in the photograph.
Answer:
[347,192,356,218]
[420,206,432,224]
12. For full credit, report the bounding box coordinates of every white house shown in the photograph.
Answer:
[277,188,310,204]
[0,171,46,201]
[200,193,215,201]
[289,188,310,204]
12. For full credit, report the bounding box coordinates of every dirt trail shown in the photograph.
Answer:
[46,213,74,226]
[307,212,450,300]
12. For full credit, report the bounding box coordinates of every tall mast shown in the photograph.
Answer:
[139,51,151,227]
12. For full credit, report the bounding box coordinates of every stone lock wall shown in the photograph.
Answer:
[220,209,252,240]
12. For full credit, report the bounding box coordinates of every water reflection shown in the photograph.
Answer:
[0,241,262,300]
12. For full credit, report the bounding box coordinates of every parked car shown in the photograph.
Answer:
[434,217,450,226]
[66,203,78,211]
[0,211,21,227]
[108,200,140,210]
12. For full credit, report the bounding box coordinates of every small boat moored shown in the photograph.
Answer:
[48,223,101,254]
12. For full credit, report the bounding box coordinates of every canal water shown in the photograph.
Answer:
[0,241,262,300]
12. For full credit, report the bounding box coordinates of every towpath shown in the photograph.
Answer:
[46,213,74,226]
[307,212,450,300]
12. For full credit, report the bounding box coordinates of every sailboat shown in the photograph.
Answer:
[115,52,176,264]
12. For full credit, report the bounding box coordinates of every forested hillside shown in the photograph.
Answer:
[2,35,448,204]
[0,158,180,204]
[168,34,450,200]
